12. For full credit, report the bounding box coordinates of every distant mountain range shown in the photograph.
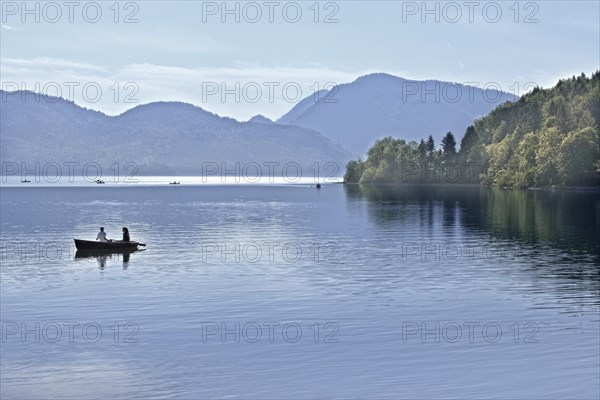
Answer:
[0,73,518,175]
[277,73,517,154]
[0,92,352,176]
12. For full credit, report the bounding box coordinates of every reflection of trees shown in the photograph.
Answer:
[346,185,599,256]
[344,184,600,302]
[476,188,600,255]
[345,184,481,229]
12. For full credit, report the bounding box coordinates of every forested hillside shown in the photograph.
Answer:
[345,72,600,187]
[474,72,599,186]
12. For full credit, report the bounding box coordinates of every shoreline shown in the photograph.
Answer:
[342,182,600,192]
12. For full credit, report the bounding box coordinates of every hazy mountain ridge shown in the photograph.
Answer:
[1,73,518,176]
[0,91,353,175]
[277,73,518,154]
[247,115,275,124]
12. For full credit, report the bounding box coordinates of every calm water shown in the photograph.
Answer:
[1,184,599,399]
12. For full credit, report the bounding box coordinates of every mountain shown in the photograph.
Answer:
[0,91,353,176]
[247,114,275,124]
[277,73,518,155]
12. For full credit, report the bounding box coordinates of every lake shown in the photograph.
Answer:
[1,183,599,399]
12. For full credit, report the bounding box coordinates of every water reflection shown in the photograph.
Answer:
[74,249,144,270]
[345,184,600,310]
[345,184,600,256]
[1,185,598,398]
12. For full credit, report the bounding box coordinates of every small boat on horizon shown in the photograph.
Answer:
[95,179,105,184]
[21,179,31,183]
[169,181,180,185]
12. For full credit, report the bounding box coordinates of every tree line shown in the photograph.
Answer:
[345,71,600,187]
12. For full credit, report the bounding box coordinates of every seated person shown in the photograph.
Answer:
[96,227,108,242]
[122,227,130,242]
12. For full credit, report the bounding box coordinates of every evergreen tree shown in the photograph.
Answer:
[441,132,457,155]
[425,135,435,154]
[459,125,478,154]
[418,139,427,158]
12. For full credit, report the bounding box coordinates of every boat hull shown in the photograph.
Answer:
[74,239,140,251]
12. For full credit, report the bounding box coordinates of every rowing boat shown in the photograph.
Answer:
[74,239,144,250]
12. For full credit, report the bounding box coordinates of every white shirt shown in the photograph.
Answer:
[96,231,108,242]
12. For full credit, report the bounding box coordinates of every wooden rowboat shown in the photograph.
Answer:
[74,239,144,251]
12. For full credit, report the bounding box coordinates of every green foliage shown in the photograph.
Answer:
[535,127,562,185]
[557,127,600,185]
[344,160,365,183]
[515,132,538,187]
[343,135,462,184]
[474,70,600,187]
[344,71,600,187]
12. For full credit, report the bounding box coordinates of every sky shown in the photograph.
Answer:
[1,0,599,121]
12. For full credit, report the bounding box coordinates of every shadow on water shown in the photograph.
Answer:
[74,249,145,270]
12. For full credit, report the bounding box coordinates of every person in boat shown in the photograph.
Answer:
[96,227,108,242]
[122,227,130,242]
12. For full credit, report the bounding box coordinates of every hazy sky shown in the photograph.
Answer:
[1,1,599,120]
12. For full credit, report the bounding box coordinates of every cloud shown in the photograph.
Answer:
[1,57,107,73]
[118,62,356,84]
